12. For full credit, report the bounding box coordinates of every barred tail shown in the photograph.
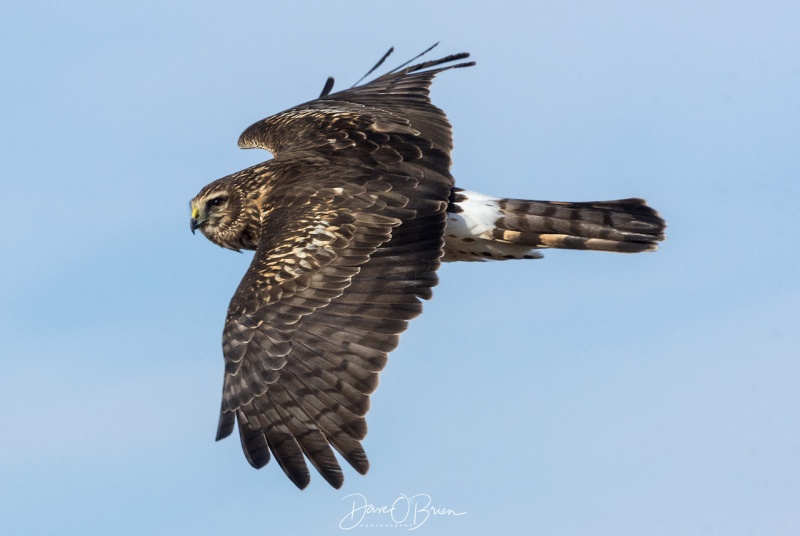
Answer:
[443,188,666,262]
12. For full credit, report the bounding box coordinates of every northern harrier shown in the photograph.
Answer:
[189,47,665,489]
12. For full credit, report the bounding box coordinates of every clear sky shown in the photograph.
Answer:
[2,1,799,534]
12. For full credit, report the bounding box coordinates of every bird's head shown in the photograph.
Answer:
[190,180,256,251]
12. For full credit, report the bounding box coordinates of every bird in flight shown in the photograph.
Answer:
[189,46,666,489]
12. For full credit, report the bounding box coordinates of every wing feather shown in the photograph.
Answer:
[238,53,472,158]
[216,52,465,488]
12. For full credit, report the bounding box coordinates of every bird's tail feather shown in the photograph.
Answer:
[493,196,665,253]
[443,189,666,261]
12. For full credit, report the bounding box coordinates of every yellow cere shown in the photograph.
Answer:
[191,206,200,219]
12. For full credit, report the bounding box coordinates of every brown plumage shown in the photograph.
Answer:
[189,48,665,489]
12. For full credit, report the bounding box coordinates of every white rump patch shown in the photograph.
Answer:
[443,189,542,262]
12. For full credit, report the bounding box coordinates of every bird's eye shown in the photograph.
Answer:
[206,196,228,209]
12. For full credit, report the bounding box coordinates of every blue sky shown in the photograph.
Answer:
[2,1,799,534]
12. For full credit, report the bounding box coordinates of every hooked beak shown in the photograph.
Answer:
[190,206,204,234]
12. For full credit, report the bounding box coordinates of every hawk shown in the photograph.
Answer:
[189,48,665,489]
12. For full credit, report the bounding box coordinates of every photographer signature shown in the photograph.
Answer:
[339,493,466,530]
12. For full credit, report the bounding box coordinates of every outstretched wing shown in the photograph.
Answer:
[238,52,473,156]
[217,52,470,488]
